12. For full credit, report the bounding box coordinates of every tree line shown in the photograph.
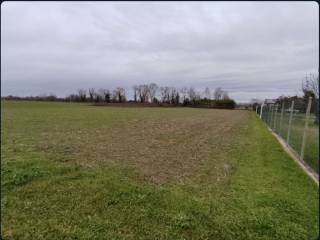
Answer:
[66,84,232,104]
[3,83,236,109]
[69,84,235,108]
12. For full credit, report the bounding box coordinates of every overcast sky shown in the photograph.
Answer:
[1,1,318,102]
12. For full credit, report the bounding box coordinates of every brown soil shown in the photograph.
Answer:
[71,109,249,185]
[93,102,177,108]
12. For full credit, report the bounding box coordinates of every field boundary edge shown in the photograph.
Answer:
[267,127,319,186]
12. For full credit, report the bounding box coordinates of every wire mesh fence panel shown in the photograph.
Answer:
[280,100,301,154]
[275,102,284,137]
[278,101,292,141]
[265,105,271,125]
[259,98,319,174]
[261,104,268,123]
[262,105,267,122]
[303,99,319,173]
[261,105,268,124]
[288,107,305,156]
[267,105,273,126]
[273,104,280,133]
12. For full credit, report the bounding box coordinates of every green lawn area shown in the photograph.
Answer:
[1,101,318,239]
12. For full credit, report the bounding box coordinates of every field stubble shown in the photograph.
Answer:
[1,101,318,240]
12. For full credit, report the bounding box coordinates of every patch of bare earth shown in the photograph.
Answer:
[42,109,249,185]
[82,110,247,184]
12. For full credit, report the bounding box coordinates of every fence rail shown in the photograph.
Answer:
[258,97,319,175]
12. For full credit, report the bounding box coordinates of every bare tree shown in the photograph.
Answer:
[77,89,87,102]
[170,87,178,104]
[175,90,180,104]
[137,86,143,102]
[113,87,126,103]
[137,84,149,103]
[160,86,171,103]
[88,88,95,102]
[214,87,223,100]
[302,73,319,99]
[105,89,111,103]
[93,92,103,102]
[180,87,188,102]
[67,94,78,102]
[111,90,117,102]
[119,88,126,103]
[98,88,111,103]
[204,87,211,100]
[148,83,158,102]
[133,85,139,102]
[188,87,197,102]
[302,73,319,124]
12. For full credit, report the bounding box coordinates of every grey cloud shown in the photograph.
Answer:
[1,1,318,102]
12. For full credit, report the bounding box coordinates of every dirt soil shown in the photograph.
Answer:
[69,109,249,184]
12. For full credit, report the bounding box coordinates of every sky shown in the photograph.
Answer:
[1,1,319,102]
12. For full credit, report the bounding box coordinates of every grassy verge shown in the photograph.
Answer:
[273,111,319,173]
[1,101,318,239]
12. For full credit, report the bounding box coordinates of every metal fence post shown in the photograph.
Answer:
[300,97,312,160]
[268,104,272,126]
[286,100,294,144]
[266,104,270,125]
[273,104,278,131]
[270,104,275,128]
[279,102,284,135]
[265,104,269,123]
[260,103,264,119]
[255,105,258,114]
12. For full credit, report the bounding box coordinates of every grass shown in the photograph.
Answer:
[267,110,319,173]
[1,101,319,239]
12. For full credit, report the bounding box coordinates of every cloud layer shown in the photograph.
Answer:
[1,2,318,101]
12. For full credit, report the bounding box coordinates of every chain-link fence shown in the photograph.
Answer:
[259,97,319,174]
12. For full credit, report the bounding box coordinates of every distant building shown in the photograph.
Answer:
[264,99,276,104]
